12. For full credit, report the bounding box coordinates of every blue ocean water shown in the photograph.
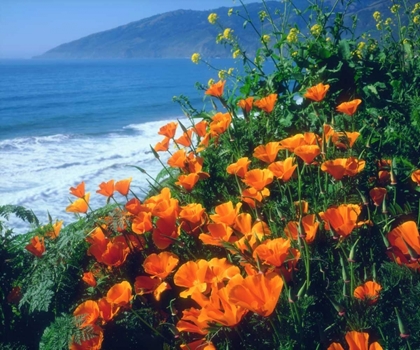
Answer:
[0,58,237,232]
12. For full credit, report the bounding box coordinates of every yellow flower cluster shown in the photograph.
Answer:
[208,13,218,24]
[287,28,299,43]
[412,2,420,13]
[232,49,241,59]
[228,8,233,16]
[191,53,201,64]
[223,28,234,40]
[261,34,271,44]
[373,11,381,22]
[414,15,420,24]
[259,10,268,21]
[390,4,400,13]
[310,24,322,36]
[218,68,235,80]
[384,18,392,26]
[208,78,215,87]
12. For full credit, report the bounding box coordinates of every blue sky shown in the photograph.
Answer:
[0,0,251,58]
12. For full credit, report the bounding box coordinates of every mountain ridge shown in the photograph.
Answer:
[34,1,392,59]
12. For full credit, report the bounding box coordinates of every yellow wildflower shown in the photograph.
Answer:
[291,51,298,57]
[310,24,322,36]
[261,34,271,44]
[373,11,381,22]
[208,78,215,87]
[412,3,420,13]
[259,10,268,21]
[218,70,227,80]
[376,22,382,30]
[191,53,201,64]
[228,8,233,16]
[357,41,366,50]
[223,28,233,40]
[390,4,400,13]
[384,18,392,26]
[287,28,299,43]
[233,49,241,59]
[414,15,420,24]
[208,13,218,24]
[227,68,234,75]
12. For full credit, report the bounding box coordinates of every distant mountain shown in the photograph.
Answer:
[35,0,393,59]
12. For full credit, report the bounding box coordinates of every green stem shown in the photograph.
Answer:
[131,308,169,342]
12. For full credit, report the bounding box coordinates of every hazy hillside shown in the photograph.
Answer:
[35,0,393,59]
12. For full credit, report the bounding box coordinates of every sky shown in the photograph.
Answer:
[0,0,251,59]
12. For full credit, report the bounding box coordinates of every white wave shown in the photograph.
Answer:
[0,118,188,233]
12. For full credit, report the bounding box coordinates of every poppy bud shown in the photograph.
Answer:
[297,281,307,299]
[348,238,360,263]
[395,308,410,338]
[328,297,345,316]
[340,255,349,283]
[381,196,387,214]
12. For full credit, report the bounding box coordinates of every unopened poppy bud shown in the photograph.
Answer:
[395,308,409,338]
[390,167,397,185]
[169,298,178,316]
[288,287,294,303]
[342,283,347,297]
[372,263,377,280]
[402,238,419,262]
[381,196,387,214]
[348,238,360,263]
[329,297,345,316]
[297,281,307,299]
[340,255,349,283]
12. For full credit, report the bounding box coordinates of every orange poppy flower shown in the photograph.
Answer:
[115,177,132,196]
[284,214,319,243]
[106,281,133,307]
[175,128,194,147]
[73,300,99,328]
[154,136,170,152]
[69,325,104,350]
[176,307,209,335]
[319,204,363,238]
[193,120,208,138]
[176,173,200,192]
[321,157,365,180]
[241,186,270,208]
[96,180,115,197]
[168,150,187,169]
[294,145,321,164]
[209,112,232,136]
[369,187,387,206]
[210,201,242,226]
[327,331,383,350]
[242,168,274,191]
[354,281,382,304]
[44,220,63,240]
[199,222,234,247]
[152,217,179,249]
[82,272,97,287]
[66,193,90,213]
[304,83,330,102]
[97,297,120,323]
[158,121,178,139]
[228,272,283,317]
[253,142,281,164]
[411,169,420,185]
[181,339,216,350]
[134,275,160,296]
[237,96,254,113]
[226,157,251,178]
[253,93,278,113]
[332,131,360,149]
[179,203,207,228]
[336,99,362,116]
[101,240,130,267]
[174,259,209,298]
[279,134,305,152]
[131,211,153,234]
[253,237,293,267]
[25,236,45,257]
[387,221,420,259]
[268,157,297,182]
[205,80,225,97]
[70,181,85,198]
[143,252,179,279]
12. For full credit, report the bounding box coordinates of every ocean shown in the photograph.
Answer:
[0,58,237,233]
